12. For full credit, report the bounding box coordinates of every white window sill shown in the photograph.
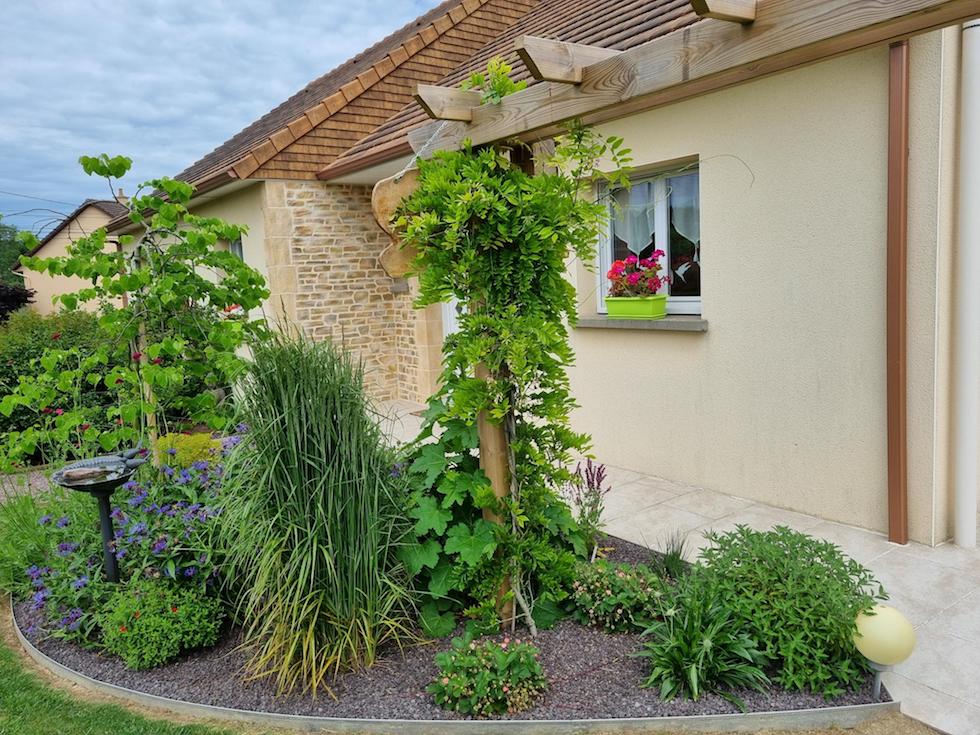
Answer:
[576,314,708,332]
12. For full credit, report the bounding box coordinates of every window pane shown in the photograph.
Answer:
[667,173,699,298]
[610,181,657,262]
[229,238,244,260]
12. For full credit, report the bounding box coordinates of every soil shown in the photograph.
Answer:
[11,536,891,723]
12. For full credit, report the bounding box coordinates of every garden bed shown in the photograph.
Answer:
[12,536,889,723]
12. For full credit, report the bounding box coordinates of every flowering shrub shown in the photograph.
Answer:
[607,251,668,297]
[561,460,611,556]
[571,560,667,632]
[98,578,223,669]
[15,455,229,644]
[428,635,547,716]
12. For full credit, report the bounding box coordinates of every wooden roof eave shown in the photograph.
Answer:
[405,0,980,154]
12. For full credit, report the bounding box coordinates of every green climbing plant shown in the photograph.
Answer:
[394,118,632,635]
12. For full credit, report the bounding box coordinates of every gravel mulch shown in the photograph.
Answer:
[12,534,888,722]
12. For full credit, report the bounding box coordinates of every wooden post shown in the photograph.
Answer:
[475,363,515,628]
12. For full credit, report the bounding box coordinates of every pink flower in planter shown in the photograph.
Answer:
[624,254,638,266]
[626,272,641,286]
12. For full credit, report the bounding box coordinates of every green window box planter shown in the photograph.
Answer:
[605,295,668,320]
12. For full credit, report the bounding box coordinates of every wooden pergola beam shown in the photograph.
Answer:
[414,84,483,121]
[514,35,623,83]
[690,0,757,23]
[408,0,980,154]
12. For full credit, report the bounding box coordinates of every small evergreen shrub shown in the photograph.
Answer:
[157,432,222,468]
[696,525,887,697]
[639,578,769,708]
[429,635,547,716]
[570,560,667,632]
[99,578,223,669]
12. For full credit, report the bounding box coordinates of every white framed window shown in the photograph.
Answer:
[597,168,701,315]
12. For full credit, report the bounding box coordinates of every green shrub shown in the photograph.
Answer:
[639,578,769,708]
[157,433,222,468]
[570,560,667,632]
[696,525,886,697]
[0,309,116,436]
[429,635,547,716]
[217,333,414,695]
[99,579,223,669]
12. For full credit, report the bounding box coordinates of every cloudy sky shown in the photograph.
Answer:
[1,0,431,236]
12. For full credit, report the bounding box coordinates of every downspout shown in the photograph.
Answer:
[887,41,910,545]
[952,21,980,548]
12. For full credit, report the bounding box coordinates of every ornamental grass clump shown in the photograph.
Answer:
[695,525,887,697]
[429,635,547,716]
[217,333,414,695]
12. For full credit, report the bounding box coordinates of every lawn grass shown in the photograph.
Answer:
[0,636,237,735]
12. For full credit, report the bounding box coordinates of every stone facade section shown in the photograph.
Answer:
[261,180,423,402]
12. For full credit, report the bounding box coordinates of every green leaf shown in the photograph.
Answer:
[409,496,453,536]
[428,559,456,598]
[409,443,448,487]
[444,521,497,566]
[419,601,457,638]
[399,538,441,576]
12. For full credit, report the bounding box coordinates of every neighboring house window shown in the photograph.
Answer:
[598,168,701,315]
[229,237,244,260]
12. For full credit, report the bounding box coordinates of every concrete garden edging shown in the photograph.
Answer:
[10,600,899,734]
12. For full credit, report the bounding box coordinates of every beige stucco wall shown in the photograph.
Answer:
[569,39,953,543]
[191,181,268,284]
[20,206,115,315]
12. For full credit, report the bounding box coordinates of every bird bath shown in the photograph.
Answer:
[51,448,146,582]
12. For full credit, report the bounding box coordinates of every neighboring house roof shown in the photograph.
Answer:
[14,199,127,271]
[319,0,699,180]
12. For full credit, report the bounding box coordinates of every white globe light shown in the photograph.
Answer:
[853,604,916,666]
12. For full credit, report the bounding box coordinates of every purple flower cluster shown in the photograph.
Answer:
[58,607,83,632]
[56,542,79,557]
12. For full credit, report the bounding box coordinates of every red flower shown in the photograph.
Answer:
[54,408,64,416]
[131,352,143,361]
[51,332,61,340]
[171,606,179,614]
[119,625,127,633]
[41,407,52,415]
[80,423,91,431]
[151,357,163,365]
